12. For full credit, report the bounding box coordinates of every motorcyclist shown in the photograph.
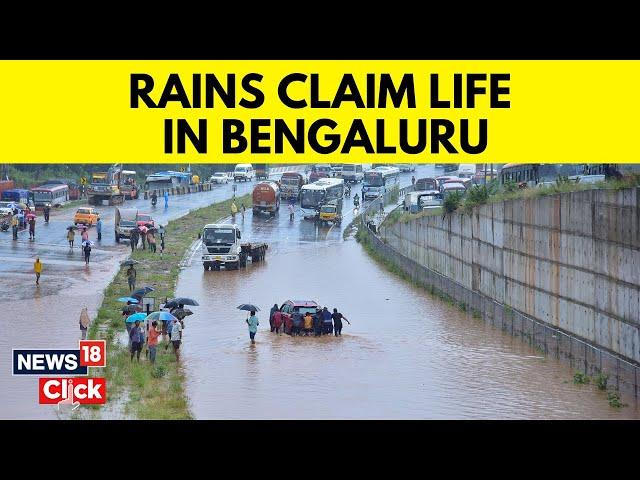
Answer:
[43,203,51,223]
[151,192,158,206]
[353,193,360,208]
[345,183,351,196]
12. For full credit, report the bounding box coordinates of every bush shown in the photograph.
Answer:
[151,366,167,379]
[442,191,463,214]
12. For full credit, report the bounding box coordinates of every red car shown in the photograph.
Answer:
[279,299,319,328]
[136,212,155,227]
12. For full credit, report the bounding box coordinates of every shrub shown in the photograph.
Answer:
[443,191,463,214]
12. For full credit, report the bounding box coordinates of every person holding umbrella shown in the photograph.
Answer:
[129,320,144,362]
[246,310,259,345]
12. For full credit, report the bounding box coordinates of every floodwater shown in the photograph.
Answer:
[0,176,256,419]
[177,174,640,419]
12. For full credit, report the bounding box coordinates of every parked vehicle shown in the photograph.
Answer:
[414,177,438,191]
[32,184,68,207]
[87,164,125,205]
[234,164,255,182]
[2,188,31,205]
[442,182,467,198]
[417,190,443,210]
[136,212,155,227]
[318,199,343,225]
[280,171,306,200]
[252,181,281,215]
[0,201,15,216]
[443,164,458,173]
[115,207,138,243]
[74,207,100,226]
[254,164,269,180]
[435,176,457,189]
[443,177,472,189]
[331,165,343,177]
[201,223,268,270]
[342,164,368,183]
[210,172,229,184]
[0,180,15,197]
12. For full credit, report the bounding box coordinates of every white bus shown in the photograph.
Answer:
[362,166,400,200]
[342,164,370,183]
[300,178,344,215]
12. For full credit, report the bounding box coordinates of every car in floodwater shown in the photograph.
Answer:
[279,299,320,332]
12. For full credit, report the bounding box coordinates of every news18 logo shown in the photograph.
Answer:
[13,340,107,409]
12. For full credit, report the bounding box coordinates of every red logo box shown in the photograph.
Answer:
[79,340,106,367]
[39,377,107,405]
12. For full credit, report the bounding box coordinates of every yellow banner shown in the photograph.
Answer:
[1,60,639,163]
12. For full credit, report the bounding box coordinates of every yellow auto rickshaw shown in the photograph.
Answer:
[318,200,342,225]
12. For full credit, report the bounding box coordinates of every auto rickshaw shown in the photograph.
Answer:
[318,200,342,225]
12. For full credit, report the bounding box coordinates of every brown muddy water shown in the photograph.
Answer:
[177,239,640,419]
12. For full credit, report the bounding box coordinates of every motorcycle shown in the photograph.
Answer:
[345,184,351,196]
[353,194,360,208]
[0,220,9,232]
[151,195,157,207]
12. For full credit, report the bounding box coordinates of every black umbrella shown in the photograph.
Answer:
[122,304,142,314]
[172,308,193,320]
[132,286,154,297]
[165,297,199,308]
[145,223,155,229]
[121,259,139,266]
[67,225,78,231]
[237,304,260,312]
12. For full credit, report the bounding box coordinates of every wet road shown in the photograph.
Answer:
[177,168,640,419]
[0,175,257,419]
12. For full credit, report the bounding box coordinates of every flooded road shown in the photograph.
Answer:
[176,168,640,419]
[0,175,257,419]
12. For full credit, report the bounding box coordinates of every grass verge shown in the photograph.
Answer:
[88,193,252,419]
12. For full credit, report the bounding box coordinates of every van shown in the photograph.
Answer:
[234,164,255,182]
[456,164,477,179]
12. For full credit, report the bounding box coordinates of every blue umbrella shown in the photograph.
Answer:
[145,311,178,322]
[125,312,147,323]
[117,297,139,303]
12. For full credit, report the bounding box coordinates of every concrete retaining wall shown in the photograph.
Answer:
[376,187,639,388]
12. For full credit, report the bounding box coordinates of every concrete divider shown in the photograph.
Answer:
[359,186,640,397]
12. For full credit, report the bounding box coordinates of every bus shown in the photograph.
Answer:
[362,166,400,200]
[1,188,31,204]
[31,184,69,207]
[342,163,370,183]
[499,164,605,188]
[300,178,344,216]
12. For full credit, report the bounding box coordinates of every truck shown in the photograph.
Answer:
[201,223,268,271]
[254,164,269,180]
[114,207,138,243]
[279,171,306,200]
[252,181,281,215]
[87,164,125,206]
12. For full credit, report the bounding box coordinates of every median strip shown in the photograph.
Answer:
[86,193,252,420]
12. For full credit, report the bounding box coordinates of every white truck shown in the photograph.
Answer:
[201,223,268,271]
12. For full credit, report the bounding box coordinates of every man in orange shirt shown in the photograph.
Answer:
[303,312,313,336]
[147,320,161,365]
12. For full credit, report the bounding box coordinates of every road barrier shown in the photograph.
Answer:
[355,187,640,399]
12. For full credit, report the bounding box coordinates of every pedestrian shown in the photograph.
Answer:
[379,201,384,216]
[81,226,89,242]
[170,317,183,360]
[273,309,284,335]
[126,265,137,292]
[269,303,279,332]
[158,225,165,243]
[313,310,322,337]
[67,228,75,247]
[147,231,156,253]
[147,320,161,365]
[164,190,169,208]
[129,320,143,362]
[130,228,139,252]
[246,310,259,344]
[96,217,102,241]
[411,175,416,187]
[140,229,147,250]
[322,306,333,335]
[83,241,92,265]
[11,214,18,240]
[163,317,172,351]
[303,311,313,336]
[34,257,42,285]
[284,314,293,336]
[241,203,246,220]
[79,307,90,340]
[231,201,238,220]
[332,308,350,336]
[28,216,35,240]
[43,204,51,222]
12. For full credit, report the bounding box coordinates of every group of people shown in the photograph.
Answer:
[129,224,165,254]
[268,305,350,337]
[230,201,246,221]
[150,191,169,208]
[67,222,99,265]
[124,302,185,364]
